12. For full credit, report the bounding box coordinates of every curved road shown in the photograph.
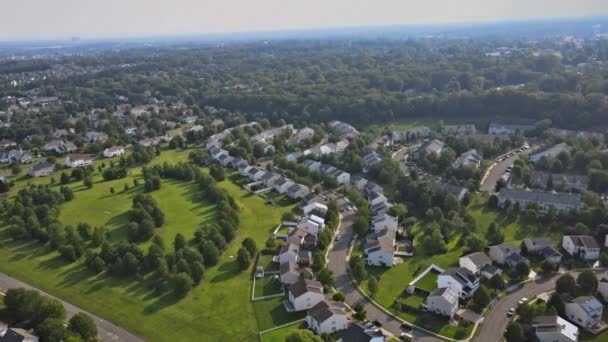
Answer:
[0,272,144,342]
[475,275,558,342]
[328,210,443,342]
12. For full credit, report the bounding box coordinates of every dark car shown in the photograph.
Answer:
[373,320,383,327]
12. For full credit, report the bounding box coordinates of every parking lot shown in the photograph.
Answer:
[480,143,533,192]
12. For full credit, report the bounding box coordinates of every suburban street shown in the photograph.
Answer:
[474,276,558,342]
[328,209,444,342]
[480,145,537,193]
[0,272,144,342]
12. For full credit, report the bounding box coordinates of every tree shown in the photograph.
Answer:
[486,222,504,245]
[174,272,193,298]
[191,261,205,285]
[465,233,485,252]
[368,276,378,297]
[540,260,556,275]
[209,164,225,181]
[35,297,66,326]
[472,285,491,312]
[516,304,534,324]
[60,172,71,184]
[36,318,68,342]
[174,233,187,250]
[349,255,368,282]
[68,313,98,341]
[317,268,334,288]
[242,238,257,256]
[60,186,74,201]
[285,329,323,342]
[332,292,345,302]
[514,261,530,279]
[353,215,369,237]
[83,176,93,189]
[237,247,251,270]
[577,270,598,294]
[556,274,576,295]
[353,303,367,321]
[489,274,505,289]
[504,322,525,342]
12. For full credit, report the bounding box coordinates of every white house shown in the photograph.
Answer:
[103,146,125,158]
[302,202,328,216]
[287,184,310,200]
[453,149,482,169]
[274,178,295,194]
[278,242,300,264]
[426,287,459,318]
[497,188,581,213]
[364,239,394,267]
[598,276,608,303]
[0,323,39,342]
[28,162,55,177]
[565,296,603,330]
[64,154,93,168]
[279,261,312,285]
[562,236,600,261]
[287,279,324,312]
[459,252,492,275]
[488,243,525,267]
[532,315,579,342]
[306,300,349,335]
[297,215,325,235]
[437,267,480,299]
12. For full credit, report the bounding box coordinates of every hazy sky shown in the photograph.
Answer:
[2,0,608,39]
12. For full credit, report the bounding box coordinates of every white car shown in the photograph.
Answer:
[518,297,528,305]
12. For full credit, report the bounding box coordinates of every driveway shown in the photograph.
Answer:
[0,272,144,342]
[328,210,444,342]
[480,146,537,193]
[474,276,558,342]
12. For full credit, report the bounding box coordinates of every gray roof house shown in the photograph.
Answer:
[498,188,581,213]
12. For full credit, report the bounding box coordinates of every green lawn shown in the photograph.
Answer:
[414,271,438,292]
[0,149,295,342]
[261,321,306,342]
[258,253,279,273]
[252,296,307,331]
[399,294,426,309]
[254,276,284,298]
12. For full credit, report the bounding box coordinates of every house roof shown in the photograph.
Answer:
[280,260,297,275]
[67,154,92,161]
[498,188,581,207]
[566,235,600,249]
[289,278,323,298]
[570,296,603,313]
[338,323,385,342]
[533,315,578,341]
[491,242,520,255]
[29,161,54,172]
[441,267,477,286]
[524,237,553,249]
[429,287,459,305]
[461,252,491,267]
[307,300,346,323]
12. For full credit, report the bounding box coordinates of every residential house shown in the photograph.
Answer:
[489,243,526,267]
[279,242,300,264]
[1,149,32,164]
[532,315,579,342]
[138,137,159,147]
[530,171,588,192]
[497,188,581,213]
[64,154,93,168]
[274,178,296,194]
[287,127,315,146]
[416,139,445,158]
[247,168,266,182]
[488,123,533,135]
[287,279,324,312]
[562,236,600,261]
[363,152,382,168]
[261,172,282,188]
[530,143,572,163]
[364,239,395,267]
[0,323,39,342]
[392,126,431,142]
[0,139,17,150]
[437,267,480,299]
[328,120,359,139]
[443,124,477,136]
[453,149,482,169]
[218,154,234,167]
[286,151,303,162]
[28,162,55,177]
[368,191,388,207]
[279,260,313,285]
[306,300,349,335]
[426,287,459,318]
[43,140,76,154]
[298,215,325,235]
[350,176,369,192]
[338,323,385,342]
[430,182,468,201]
[459,252,492,275]
[565,296,603,330]
[302,202,328,217]
[302,159,322,173]
[238,164,252,177]
[103,146,125,158]
[84,131,108,143]
[287,184,310,200]
[524,237,563,264]
[371,213,398,234]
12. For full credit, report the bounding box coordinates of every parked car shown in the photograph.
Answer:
[518,297,528,306]
[373,320,383,327]
[507,308,515,317]
[400,332,413,340]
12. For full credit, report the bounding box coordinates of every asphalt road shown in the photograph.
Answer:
[328,210,443,342]
[475,276,558,342]
[480,146,538,193]
[0,272,144,342]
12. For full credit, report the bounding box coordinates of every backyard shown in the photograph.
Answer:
[254,276,284,298]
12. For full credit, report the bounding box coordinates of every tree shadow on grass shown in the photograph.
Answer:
[56,264,92,288]
[142,290,180,315]
[210,260,240,283]
[36,254,70,271]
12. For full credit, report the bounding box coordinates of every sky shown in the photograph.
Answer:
[1,0,608,39]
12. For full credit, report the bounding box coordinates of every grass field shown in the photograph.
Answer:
[413,271,438,292]
[0,149,295,342]
[260,321,306,342]
[254,276,284,298]
[252,296,306,331]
